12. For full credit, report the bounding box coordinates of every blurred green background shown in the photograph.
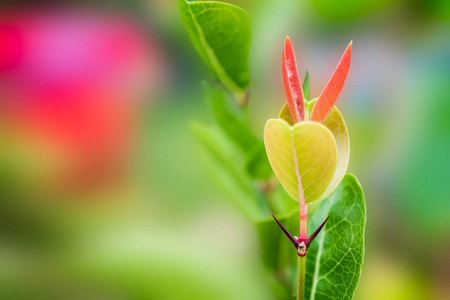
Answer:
[0,0,449,299]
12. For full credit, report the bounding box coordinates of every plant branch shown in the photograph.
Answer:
[297,255,306,300]
[299,203,308,240]
[298,202,308,299]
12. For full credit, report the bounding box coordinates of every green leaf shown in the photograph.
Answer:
[202,83,271,180]
[264,119,338,204]
[191,122,266,220]
[303,70,310,101]
[203,82,258,150]
[278,100,350,204]
[305,174,366,300]
[246,140,273,180]
[278,103,295,125]
[179,0,250,99]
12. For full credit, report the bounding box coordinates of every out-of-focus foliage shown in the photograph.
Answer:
[192,122,264,220]
[203,82,257,150]
[310,0,397,20]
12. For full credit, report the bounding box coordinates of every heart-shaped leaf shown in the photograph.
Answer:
[305,174,366,300]
[264,119,338,204]
[178,0,250,99]
[279,100,349,204]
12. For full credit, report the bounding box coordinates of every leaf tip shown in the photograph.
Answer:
[310,41,353,122]
[347,40,353,54]
[283,36,294,57]
[282,36,304,123]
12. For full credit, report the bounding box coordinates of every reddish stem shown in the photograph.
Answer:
[299,203,308,240]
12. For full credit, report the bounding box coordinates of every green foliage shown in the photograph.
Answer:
[180,2,365,299]
[305,174,366,300]
[246,141,273,180]
[191,122,265,221]
[309,101,350,204]
[202,82,272,179]
[311,0,395,20]
[178,0,251,101]
[303,71,310,101]
[203,82,257,150]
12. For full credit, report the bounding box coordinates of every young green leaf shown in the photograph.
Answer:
[310,42,352,122]
[178,0,250,100]
[278,103,296,125]
[314,104,349,204]
[282,37,305,122]
[203,82,258,150]
[304,174,366,300]
[278,100,350,204]
[264,119,338,204]
[303,70,310,101]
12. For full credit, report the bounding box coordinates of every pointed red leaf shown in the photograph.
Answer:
[311,41,352,123]
[282,36,305,123]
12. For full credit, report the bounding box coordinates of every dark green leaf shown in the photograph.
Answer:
[246,141,273,180]
[305,174,366,300]
[179,0,251,99]
[202,82,258,150]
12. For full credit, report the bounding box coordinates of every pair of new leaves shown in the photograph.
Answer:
[265,37,352,206]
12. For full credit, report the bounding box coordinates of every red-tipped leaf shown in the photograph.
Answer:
[311,41,352,123]
[282,36,305,123]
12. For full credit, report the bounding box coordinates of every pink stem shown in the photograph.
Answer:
[299,203,308,240]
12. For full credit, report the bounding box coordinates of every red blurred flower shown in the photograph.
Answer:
[0,8,165,195]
